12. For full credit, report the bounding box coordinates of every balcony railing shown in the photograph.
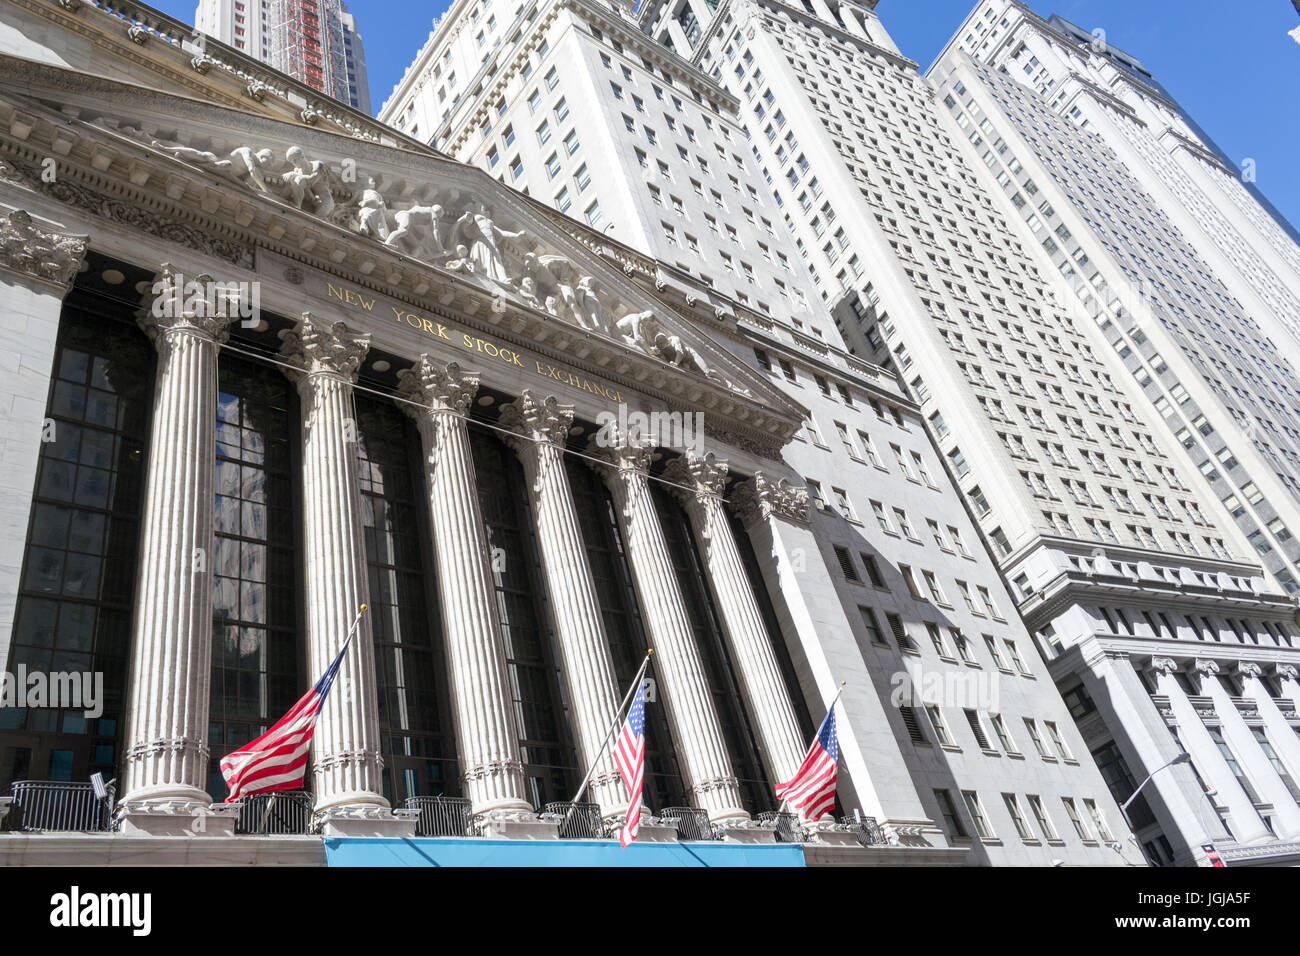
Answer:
[756,810,803,843]
[403,795,473,837]
[3,780,115,833]
[660,806,717,841]
[840,813,887,846]
[542,801,606,839]
[234,790,313,835]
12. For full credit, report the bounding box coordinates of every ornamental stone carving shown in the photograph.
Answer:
[133,130,744,390]
[1277,664,1299,682]
[732,472,811,526]
[1150,656,1179,676]
[396,356,480,416]
[1194,659,1221,677]
[279,311,370,382]
[497,390,573,448]
[1236,661,1263,680]
[137,263,236,343]
[0,209,88,286]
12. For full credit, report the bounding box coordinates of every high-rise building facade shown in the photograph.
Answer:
[339,3,372,114]
[632,0,1300,865]
[379,0,1155,866]
[195,0,365,109]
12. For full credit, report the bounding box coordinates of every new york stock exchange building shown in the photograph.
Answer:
[0,0,1134,868]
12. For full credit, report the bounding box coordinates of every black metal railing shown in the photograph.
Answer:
[543,801,605,839]
[661,806,716,841]
[404,795,473,837]
[5,780,115,832]
[757,810,803,843]
[840,813,887,846]
[235,790,314,835]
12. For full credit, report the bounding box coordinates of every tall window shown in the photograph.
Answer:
[209,357,300,798]
[470,430,577,809]
[356,397,457,803]
[566,459,686,810]
[653,485,772,812]
[2,285,154,790]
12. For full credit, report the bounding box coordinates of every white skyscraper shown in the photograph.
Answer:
[631,0,1300,865]
[380,0,1151,866]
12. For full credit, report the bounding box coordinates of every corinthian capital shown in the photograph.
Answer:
[498,390,574,447]
[396,355,480,416]
[279,311,370,382]
[137,263,237,343]
[662,452,729,503]
[731,471,810,527]
[0,209,87,288]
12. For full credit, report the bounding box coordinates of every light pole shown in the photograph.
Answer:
[1117,752,1190,867]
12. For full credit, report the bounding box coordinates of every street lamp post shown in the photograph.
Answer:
[1117,752,1190,867]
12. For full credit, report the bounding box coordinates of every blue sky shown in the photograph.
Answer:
[151,0,1300,230]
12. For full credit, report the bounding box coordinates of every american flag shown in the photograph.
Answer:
[220,628,355,802]
[612,678,647,847]
[775,704,839,821]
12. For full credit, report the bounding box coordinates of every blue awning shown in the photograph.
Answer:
[324,837,806,867]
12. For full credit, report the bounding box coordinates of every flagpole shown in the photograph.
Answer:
[776,680,847,819]
[559,649,653,834]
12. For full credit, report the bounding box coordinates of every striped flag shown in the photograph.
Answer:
[775,704,839,821]
[220,623,357,802]
[612,679,647,847]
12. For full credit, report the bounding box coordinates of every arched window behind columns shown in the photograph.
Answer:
[652,485,774,814]
[565,458,688,812]
[355,395,459,804]
[1,261,155,792]
[469,430,578,809]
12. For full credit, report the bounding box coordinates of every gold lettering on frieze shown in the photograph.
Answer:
[321,281,624,405]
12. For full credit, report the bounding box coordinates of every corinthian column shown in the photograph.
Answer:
[590,439,747,822]
[397,357,531,816]
[663,454,805,787]
[280,313,390,818]
[499,392,626,817]
[120,264,231,821]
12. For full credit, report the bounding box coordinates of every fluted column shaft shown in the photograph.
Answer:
[1242,666,1300,815]
[399,358,530,815]
[593,441,747,822]
[1153,661,1270,843]
[122,267,229,805]
[282,313,386,811]
[665,455,805,787]
[1200,664,1300,838]
[501,392,626,817]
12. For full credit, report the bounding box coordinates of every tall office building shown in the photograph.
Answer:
[194,0,364,108]
[381,0,1151,866]
[634,0,1300,864]
[922,2,1300,864]
[339,3,372,114]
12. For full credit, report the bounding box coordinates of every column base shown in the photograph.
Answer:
[719,819,779,844]
[705,806,750,825]
[312,790,391,814]
[474,809,559,840]
[116,800,239,837]
[315,804,418,838]
[628,821,681,843]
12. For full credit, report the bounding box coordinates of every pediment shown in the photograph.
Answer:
[0,54,808,447]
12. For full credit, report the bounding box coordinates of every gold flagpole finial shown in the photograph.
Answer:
[359,603,368,612]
